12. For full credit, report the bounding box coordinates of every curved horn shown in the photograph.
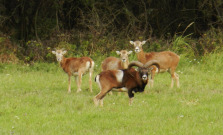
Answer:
[128,61,144,69]
[143,60,160,72]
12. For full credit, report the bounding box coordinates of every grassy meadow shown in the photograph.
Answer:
[0,52,223,135]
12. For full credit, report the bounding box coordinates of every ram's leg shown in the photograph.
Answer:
[128,90,134,106]
[93,97,99,106]
[94,90,108,107]
[129,98,134,106]
[108,91,113,95]
[100,98,104,107]
[94,81,110,107]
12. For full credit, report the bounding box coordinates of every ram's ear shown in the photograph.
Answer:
[52,51,56,54]
[128,51,133,55]
[141,41,146,45]
[116,51,120,55]
[130,41,134,45]
[148,67,153,71]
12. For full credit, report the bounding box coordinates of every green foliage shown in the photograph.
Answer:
[0,62,59,73]
[1,0,223,46]
[197,28,223,55]
[1,0,223,63]
[199,50,223,73]
[0,35,19,63]
[172,34,197,58]
[23,40,45,63]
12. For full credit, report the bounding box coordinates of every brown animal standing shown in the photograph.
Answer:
[101,50,132,71]
[130,40,180,88]
[52,49,94,93]
[94,60,160,107]
[101,50,132,95]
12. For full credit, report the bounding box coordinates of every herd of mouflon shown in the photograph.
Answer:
[52,40,180,107]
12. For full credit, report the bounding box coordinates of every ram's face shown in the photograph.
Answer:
[139,68,149,81]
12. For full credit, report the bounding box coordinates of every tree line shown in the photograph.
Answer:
[0,0,223,62]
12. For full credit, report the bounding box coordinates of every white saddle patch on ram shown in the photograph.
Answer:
[115,70,124,83]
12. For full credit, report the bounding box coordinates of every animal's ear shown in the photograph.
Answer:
[52,51,56,54]
[116,51,120,55]
[148,67,153,71]
[141,41,146,45]
[129,41,134,45]
[62,50,67,54]
[128,51,133,55]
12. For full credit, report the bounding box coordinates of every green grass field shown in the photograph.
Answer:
[0,52,223,135]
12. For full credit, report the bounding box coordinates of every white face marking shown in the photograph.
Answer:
[55,53,63,62]
[130,41,147,53]
[142,74,148,81]
[52,50,67,62]
[135,47,140,53]
[117,50,132,63]
[115,70,124,83]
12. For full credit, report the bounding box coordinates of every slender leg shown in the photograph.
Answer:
[94,90,108,107]
[100,98,104,107]
[150,68,156,87]
[170,68,176,88]
[77,72,82,93]
[147,79,151,89]
[147,67,155,91]
[89,71,93,92]
[68,75,71,93]
[128,90,134,106]
[129,98,134,106]
[93,97,99,106]
[89,61,94,92]
[175,72,180,88]
[171,78,174,88]
[150,79,154,88]
[108,91,113,95]
[74,76,78,90]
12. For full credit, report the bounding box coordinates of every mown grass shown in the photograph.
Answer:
[0,52,223,135]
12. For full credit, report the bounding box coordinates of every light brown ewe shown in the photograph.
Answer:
[52,49,94,93]
[130,40,180,88]
[101,50,132,71]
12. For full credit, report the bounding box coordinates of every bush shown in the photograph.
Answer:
[197,28,223,55]
[0,35,19,63]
